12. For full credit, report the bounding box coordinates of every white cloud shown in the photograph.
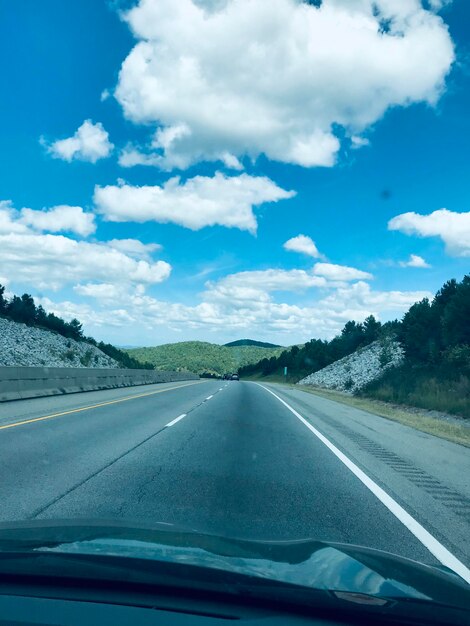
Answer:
[45,120,114,163]
[283,234,324,258]
[107,238,162,259]
[313,262,373,281]
[318,281,432,321]
[19,205,96,237]
[0,202,171,291]
[115,0,454,170]
[205,268,327,300]
[118,146,162,168]
[94,172,295,233]
[398,254,431,268]
[0,232,171,290]
[44,276,431,345]
[0,201,30,234]
[74,283,121,301]
[388,209,470,257]
[351,135,370,149]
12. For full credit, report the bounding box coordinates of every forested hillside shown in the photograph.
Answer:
[240,314,385,380]
[127,341,285,376]
[224,339,282,348]
[361,276,470,417]
[241,275,470,418]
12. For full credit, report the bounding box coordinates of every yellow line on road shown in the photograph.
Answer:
[0,381,206,432]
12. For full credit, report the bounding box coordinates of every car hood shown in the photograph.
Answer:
[0,519,467,613]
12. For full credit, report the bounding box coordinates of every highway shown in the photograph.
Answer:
[0,379,469,583]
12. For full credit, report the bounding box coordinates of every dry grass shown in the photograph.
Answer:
[293,385,470,448]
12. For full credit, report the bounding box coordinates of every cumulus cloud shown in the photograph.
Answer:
[0,201,30,234]
[94,172,295,233]
[283,234,324,258]
[107,238,162,259]
[0,232,171,290]
[0,202,170,291]
[351,136,370,149]
[398,254,431,268]
[73,283,122,300]
[49,276,431,344]
[388,209,470,257]
[205,268,327,301]
[19,205,96,237]
[45,120,114,163]
[114,0,454,170]
[318,281,432,321]
[313,262,373,281]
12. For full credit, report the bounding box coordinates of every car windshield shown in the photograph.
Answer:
[0,0,469,596]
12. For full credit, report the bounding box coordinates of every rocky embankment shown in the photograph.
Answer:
[298,339,404,394]
[0,317,119,368]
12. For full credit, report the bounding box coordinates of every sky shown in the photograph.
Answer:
[0,0,469,347]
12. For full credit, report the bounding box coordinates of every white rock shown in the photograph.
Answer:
[0,317,119,368]
[297,340,404,394]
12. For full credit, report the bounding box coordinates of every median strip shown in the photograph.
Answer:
[0,381,206,432]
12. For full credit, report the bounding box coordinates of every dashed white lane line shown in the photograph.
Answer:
[165,414,187,428]
[255,383,470,586]
[166,387,220,427]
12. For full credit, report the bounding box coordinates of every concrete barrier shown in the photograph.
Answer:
[0,367,199,402]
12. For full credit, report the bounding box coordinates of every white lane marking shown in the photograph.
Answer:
[165,414,186,428]
[205,395,214,400]
[255,383,470,585]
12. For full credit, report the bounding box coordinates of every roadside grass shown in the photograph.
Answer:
[360,367,470,419]
[241,372,298,384]
[241,375,470,448]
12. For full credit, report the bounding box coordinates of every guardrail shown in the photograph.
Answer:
[0,367,199,402]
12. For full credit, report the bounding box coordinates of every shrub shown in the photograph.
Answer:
[63,349,76,362]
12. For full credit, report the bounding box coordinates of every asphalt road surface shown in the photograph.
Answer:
[0,379,469,583]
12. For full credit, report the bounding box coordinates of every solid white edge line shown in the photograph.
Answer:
[254,383,470,585]
[165,414,187,428]
[205,395,214,400]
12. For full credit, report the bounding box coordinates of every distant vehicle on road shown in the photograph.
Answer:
[231,374,239,381]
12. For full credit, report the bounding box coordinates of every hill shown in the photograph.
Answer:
[0,283,151,370]
[0,316,119,368]
[241,275,470,418]
[224,339,282,348]
[127,341,285,376]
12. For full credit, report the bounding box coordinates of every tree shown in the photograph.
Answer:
[7,294,37,325]
[399,298,436,363]
[442,275,470,347]
[35,305,48,327]
[431,278,458,351]
[338,320,365,356]
[362,315,381,345]
[67,318,84,341]
[0,284,7,314]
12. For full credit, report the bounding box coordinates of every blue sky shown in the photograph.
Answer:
[0,0,469,346]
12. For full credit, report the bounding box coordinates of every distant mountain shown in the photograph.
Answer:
[224,339,282,348]
[126,340,286,376]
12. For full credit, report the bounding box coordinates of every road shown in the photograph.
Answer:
[0,379,469,583]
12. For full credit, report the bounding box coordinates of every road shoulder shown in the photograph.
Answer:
[265,382,470,447]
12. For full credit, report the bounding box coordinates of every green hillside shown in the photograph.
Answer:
[224,339,282,348]
[126,341,285,376]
